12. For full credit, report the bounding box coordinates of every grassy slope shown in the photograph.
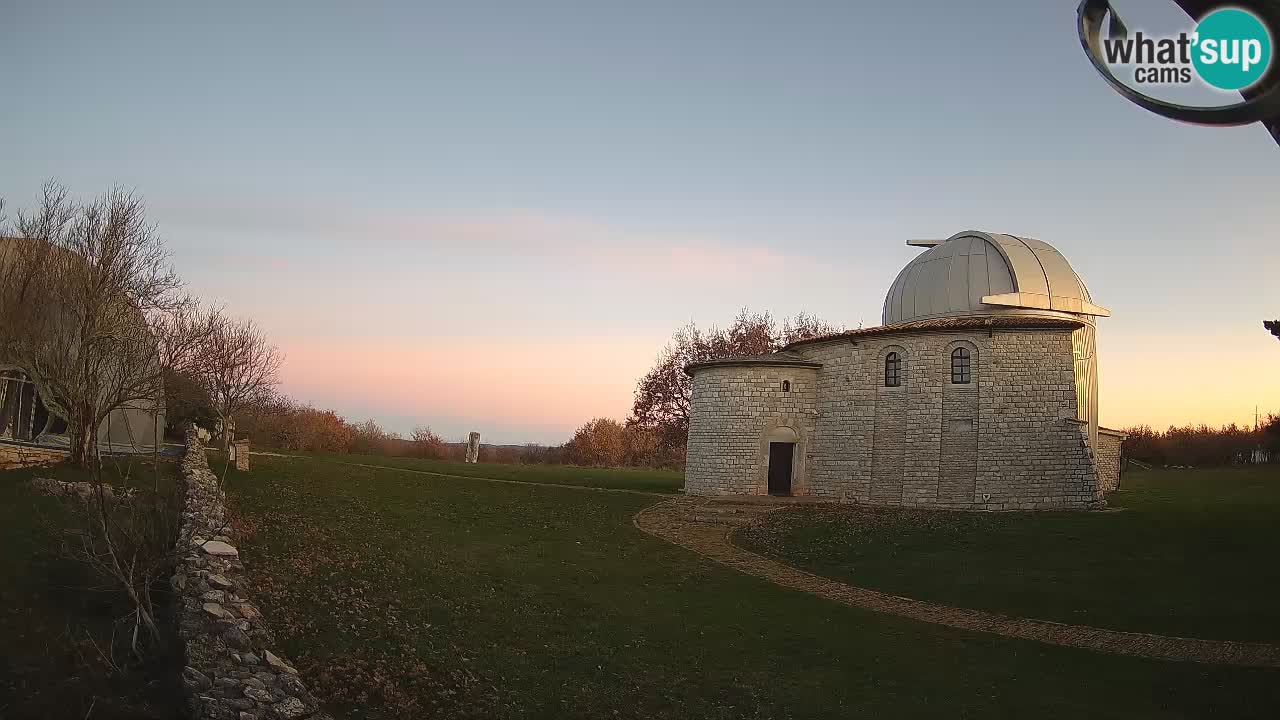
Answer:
[736,467,1280,643]
[227,456,1280,719]
[304,450,685,494]
[0,461,184,720]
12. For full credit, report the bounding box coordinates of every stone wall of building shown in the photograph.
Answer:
[174,430,332,720]
[686,327,1104,510]
[1095,428,1127,493]
[974,330,1101,509]
[684,364,818,495]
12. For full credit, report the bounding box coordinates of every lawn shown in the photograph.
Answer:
[305,450,685,494]
[736,466,1280,643]
[225,454,1280,719]
[0,458,185,720]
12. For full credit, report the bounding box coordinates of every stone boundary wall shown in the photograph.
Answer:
[173,429,333,720]
[1095,427,1128,493]
[0,441,67,470]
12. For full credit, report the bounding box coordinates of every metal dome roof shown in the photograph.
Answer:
[882,231,1109,326]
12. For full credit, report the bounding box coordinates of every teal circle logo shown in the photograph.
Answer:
[1191,8,1273,90]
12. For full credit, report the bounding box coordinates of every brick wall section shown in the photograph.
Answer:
[174,429,333,720]
[1095,428,1127,492]
[685,328,1104,510]
[685,365,818,495]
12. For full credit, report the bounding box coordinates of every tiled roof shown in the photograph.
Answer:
[684,316,1083,375]
[781,315,1084,351]
[684,351,822,376]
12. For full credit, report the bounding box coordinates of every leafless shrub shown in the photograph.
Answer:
[626,308,840,465]
[410,426,449,459]
[203,315,282,449]
[0,182,201,466]
[52,458,184,660]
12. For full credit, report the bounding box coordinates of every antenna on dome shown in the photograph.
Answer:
[906,238,944,247]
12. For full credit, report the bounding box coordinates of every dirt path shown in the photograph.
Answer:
[634,497,1280,669]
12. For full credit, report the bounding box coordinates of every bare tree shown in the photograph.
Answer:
[1,185,224,658]
[411,425,448,459]
[781,310,842,345]
[567,417,628,467]
[627,309,842,455]
[203,315,282,448]
[0,182,186,465]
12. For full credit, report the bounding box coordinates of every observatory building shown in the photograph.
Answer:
[683,230,1126,510]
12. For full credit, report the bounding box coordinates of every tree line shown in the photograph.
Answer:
[1122,418,1280,467]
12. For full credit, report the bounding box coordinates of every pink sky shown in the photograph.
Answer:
[158,200,1280,445]
[7,0,1278,444]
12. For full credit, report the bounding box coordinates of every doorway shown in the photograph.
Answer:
[767,442,794,496]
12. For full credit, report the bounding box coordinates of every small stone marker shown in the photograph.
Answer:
[230,439,251,471]
[465,431,481,463]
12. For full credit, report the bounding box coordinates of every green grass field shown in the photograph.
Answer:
[0,459,184,720]
[736,466,1280,644]
[223,455,1280,719]
[306,451,685,494]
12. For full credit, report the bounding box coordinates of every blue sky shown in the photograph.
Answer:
[3,0,1278,443]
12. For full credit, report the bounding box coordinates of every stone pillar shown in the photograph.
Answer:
[230,439,250,471]
[465,432,481,463]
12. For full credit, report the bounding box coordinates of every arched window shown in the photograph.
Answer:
[951,347,972,384]
[781,380,791,392]
[884,352,901,387]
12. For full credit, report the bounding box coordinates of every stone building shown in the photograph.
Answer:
[684,230,1126,510]
[0,236,165,460]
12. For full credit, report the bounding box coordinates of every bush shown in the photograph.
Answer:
[564,418,683,468]
[237,398,355,453]
[410,426,449,460]
[349,419,400,456]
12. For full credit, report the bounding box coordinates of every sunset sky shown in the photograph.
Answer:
[3,1,1278,444]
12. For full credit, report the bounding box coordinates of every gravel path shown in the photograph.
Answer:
[634,497,1280,669]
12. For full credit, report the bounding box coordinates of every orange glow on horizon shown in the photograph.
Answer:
[275,334,661,440]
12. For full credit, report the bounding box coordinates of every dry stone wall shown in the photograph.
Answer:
[174,429,333,720]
